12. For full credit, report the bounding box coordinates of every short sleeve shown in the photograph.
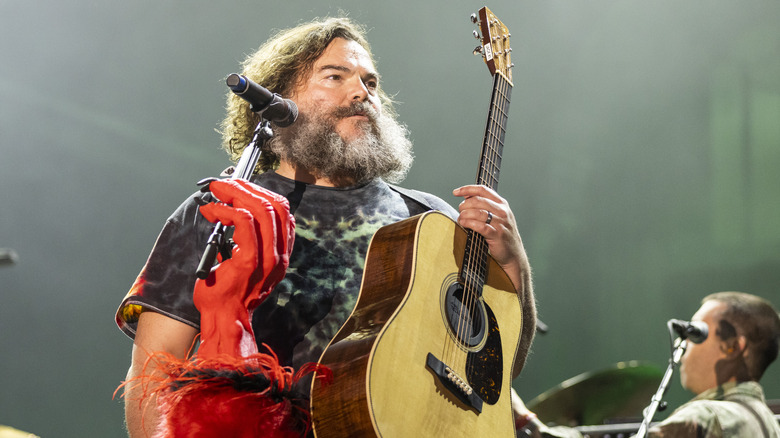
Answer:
[115,195,210,338]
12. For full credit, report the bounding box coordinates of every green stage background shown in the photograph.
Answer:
[1,1,779,436]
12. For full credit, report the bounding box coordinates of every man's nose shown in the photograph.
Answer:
[348,77,369,102]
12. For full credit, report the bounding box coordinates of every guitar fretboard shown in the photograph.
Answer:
[476,72,512,190]
[460,71,513,292]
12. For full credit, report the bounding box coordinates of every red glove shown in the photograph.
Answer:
[193,179,295,359]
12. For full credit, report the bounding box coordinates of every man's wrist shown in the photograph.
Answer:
[517,413,548,438]
[515,411,537,430]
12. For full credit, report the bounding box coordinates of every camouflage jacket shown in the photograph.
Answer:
[536,381,778,438]
[647,381,779,438]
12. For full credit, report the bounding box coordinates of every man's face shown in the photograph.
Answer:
[290,37,382,144]
[269,37,413,186]
[679,300,728,394]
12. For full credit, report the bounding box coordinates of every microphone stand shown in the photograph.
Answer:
[635,336,687,438]
[195,119,274,279]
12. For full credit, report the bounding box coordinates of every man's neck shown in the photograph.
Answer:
[276,161,356,187]
[276,162,335,187]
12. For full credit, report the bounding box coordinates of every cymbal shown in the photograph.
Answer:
[526,361,663,427]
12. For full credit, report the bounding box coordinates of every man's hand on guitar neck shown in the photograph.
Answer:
[453,184,530,294]
[453,184,536,376]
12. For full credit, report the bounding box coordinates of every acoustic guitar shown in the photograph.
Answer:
[311,7,521,437]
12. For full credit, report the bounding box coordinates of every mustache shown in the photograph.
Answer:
[330,101,379,121]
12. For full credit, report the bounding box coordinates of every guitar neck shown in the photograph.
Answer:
[461,71,513,289]
[476,71,513,190]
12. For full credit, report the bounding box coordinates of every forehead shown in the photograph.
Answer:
[692,300,726,322]
[314,37,376,71]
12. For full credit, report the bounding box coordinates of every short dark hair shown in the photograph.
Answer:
[703,291,780,381]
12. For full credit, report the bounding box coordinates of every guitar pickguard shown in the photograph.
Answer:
[466,303,502,405]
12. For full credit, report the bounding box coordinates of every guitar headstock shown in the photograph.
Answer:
[471,7,512,82]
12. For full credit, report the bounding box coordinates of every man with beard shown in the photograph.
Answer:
[116,17,535,437]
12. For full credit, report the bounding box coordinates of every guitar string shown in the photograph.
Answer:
[460,75,497,373]
[469,75,509,383]
[475,74,506,359]
[450,113,487,374]
[459,75,493,377]
[463,73,510,382]
[444,63,511,393]
[459,72,508,379]
[454,71,498,370]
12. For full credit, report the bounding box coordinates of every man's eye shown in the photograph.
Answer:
[365,80,378,90]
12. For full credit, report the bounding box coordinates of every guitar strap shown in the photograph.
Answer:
[387,183,436,212]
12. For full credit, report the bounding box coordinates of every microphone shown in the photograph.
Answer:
[0,248,19,266]
[226,74,298,127]
[669,319,709,344]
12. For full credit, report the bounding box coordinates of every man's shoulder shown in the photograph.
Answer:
[666,396,756,420]
[649,400,721,437]
[653,395,775,437]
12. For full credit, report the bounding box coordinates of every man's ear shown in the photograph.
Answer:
[721,335,747,359]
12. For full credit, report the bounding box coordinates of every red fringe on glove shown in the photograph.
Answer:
[119,347,332,438]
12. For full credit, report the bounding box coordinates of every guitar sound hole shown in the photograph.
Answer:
[444,282,487,349]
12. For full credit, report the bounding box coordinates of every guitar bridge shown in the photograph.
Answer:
[426,353,483,413]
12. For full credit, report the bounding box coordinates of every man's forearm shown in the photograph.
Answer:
[123,312,198,437]
[124,363,159,438]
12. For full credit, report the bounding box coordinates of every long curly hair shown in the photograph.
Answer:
[220,17,397,172]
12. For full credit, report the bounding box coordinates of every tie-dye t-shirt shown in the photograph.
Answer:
[116,171,457,369]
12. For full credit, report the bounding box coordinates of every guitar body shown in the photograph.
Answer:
[310,211,523,437]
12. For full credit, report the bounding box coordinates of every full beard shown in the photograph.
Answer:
[268,101,413,186]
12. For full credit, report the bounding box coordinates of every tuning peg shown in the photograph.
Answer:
[473,45,483,56]
[472,30,480,39]
[470,13,478,23]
